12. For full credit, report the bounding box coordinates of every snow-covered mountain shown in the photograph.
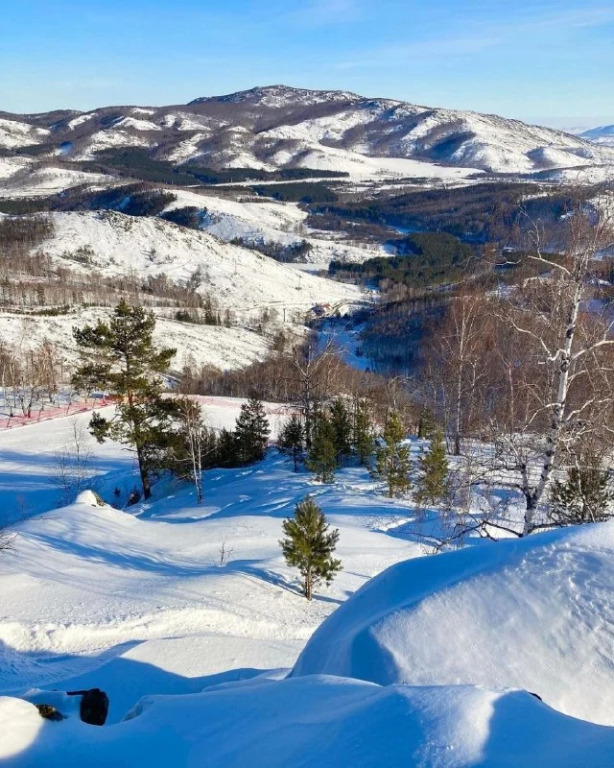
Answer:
[37,210,359,312]
[0,208,362,368]
[581,124,614,147]
[2,85,613,176]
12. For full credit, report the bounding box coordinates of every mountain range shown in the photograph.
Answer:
[1,85,613,178]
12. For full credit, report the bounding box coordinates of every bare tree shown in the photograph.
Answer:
[495,197,614,533]
[53,419,93,506]
[175,397,204,503]
[445,194,614,537]
[290,338,341,447]
[422,291,490,455]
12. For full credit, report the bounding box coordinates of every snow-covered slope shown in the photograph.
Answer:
[0,412,420,712]
[3,85,613,177]
[0,164,109,197]
[581,125,614,147]
[0,308,272,372]
[4,677,614,768]
[0,117,49,149]
[292,522,614,725]
[0,209,361,367]
[38,210,360,312]
[1,406,614,764]
[162,188,385,265]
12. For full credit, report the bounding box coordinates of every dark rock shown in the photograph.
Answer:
[36,704,64,721]
[67,688,110,726]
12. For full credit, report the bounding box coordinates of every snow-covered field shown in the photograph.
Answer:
[1,401,614,765]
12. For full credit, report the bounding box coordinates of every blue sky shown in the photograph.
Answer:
[1,0,613,128]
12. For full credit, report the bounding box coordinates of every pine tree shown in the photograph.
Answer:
[199,426,220,470]
[217,428,237,468]
[353,399,375,466]
[280,496,342,600]
[414,429,450,507]
[278,414,304,472]
[72,300,176,500]
[234,395,270,464]
[374,411,411,497]
[306,413,337,483]
[329,398,352,463]
[549,458,614,525]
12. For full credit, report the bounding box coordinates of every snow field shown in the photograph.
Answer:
[1,399,614,763]
[3,677,614,767]
[0,400,419,708]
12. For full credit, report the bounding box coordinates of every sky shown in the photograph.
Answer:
[1,0,613,130]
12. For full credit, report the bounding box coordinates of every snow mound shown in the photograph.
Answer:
[74,490,103,507]
[292,522,614,725]
[3,677,614,767]
[0,697,43,760]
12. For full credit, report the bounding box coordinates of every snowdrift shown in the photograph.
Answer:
[3,676,614,767]
[292,522,614,725]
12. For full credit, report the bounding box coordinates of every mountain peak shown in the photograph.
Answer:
[188,84,360,108]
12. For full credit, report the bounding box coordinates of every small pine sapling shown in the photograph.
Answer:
[329,398,352,463]
[280,496,342,600]
[549,456,614,525]
[234,394,270,464]
[353,399,375,466]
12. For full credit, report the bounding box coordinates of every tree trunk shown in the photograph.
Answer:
[304,568,313,600]
[136,443,151,500]
[522,283,581,536]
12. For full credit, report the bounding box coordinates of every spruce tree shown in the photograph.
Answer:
[329,398,352,463]
[414,429,450,507]
[353,399,375,466]
[306,413,337,483]
[549,459,614,525]
[374,411,411,497]
[72,300,176,500]
[234,394,270,464]
[216,428,237,468]
[280,496,342,600]
[278,414,305,472]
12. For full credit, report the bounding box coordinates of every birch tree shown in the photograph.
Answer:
[486,194,614,535]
